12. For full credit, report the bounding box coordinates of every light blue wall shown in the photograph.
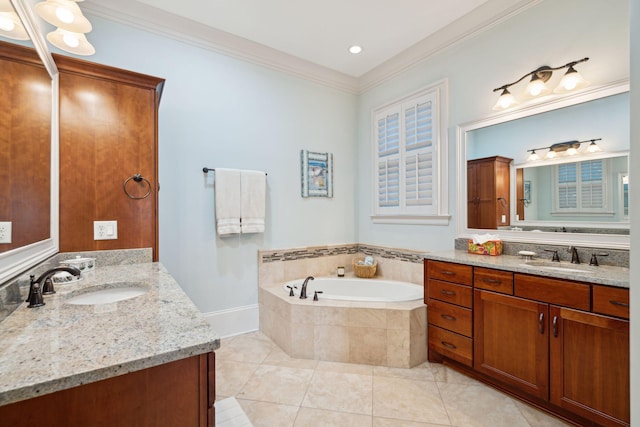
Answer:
[356,0,629,251]
[77,16,358,313]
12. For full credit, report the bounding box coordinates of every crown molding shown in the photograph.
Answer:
[81,0,359,94]
[82,0,539,95]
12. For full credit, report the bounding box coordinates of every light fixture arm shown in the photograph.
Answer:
[493,57,589,92]
[526,137,602,155]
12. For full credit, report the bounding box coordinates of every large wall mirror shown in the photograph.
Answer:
[457,81,630,249]
[0,0,59,283]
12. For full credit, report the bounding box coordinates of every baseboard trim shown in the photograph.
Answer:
[203,304,259,338]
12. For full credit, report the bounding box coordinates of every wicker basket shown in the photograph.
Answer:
[352,257,377,278]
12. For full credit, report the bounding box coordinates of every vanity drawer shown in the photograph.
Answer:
[428,325,473,367]
[427,261,473,286]
[428,299,472,337]
[514,274,590,311]
[428,279,473,308]
[474,268,514,294]
[593,285,629,319]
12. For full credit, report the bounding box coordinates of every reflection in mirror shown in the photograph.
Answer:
[0,0,58,284]
[514,154,629,234]
[466,90,629,233]
[457,82,630,248]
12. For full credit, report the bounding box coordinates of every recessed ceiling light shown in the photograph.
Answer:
[348,45,363,54]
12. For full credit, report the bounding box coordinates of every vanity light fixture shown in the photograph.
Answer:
[0,0,28,40]
[492,57,589,111]
[526,138,602,162]
[34,0,95,55]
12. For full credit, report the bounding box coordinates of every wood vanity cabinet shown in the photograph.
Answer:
[54,54,165,261]
[0,352,216,427]
[467,156,512,229]
[425,259,630,427]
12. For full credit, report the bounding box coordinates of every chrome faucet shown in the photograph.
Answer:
[26,266,81,308]
[568,246,580,264]
[299,276,314,299]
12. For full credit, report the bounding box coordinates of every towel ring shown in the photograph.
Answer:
[123,174,151,199]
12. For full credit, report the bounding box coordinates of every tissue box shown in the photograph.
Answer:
[468,239,503,256]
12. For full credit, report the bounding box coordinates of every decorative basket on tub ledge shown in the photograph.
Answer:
[352,257,377,278]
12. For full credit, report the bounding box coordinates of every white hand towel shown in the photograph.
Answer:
[214,168,241,236]
[240,170,266,234]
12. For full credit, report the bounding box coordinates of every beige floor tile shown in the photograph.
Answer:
[513,400,574,427]
[302,370,373,415]
[373,376,450,425]
[215,359,260,396]
[373,417,448,427]
[316,360,374,375]
[262,345,319,370]
[437,382,530,427]
[293,407,372,427]
[430,364,479,385]
[216,331,275,363]
[237,398,299,427]
[372,365,435,382]
[238,364,314,406]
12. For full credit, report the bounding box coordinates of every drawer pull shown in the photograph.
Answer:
[552,316,558,338]
[440,290,456,296]
[538,313,545,334]
[609,300,629,308]
[441,341,457,350]
[440,270,456,276]
[482,277,502,284]
[440,314,457,322]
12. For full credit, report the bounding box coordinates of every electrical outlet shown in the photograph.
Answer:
[94,220,118,240]
[501,215,507,224]
[0,221,11,244]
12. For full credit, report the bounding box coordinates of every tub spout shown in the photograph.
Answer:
[300,276,314,299]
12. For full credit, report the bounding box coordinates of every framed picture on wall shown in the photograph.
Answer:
[301,150,333,198]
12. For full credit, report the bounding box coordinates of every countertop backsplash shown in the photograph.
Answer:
[454,238,629,268]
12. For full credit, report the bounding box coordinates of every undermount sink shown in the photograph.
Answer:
[66,282,148,305]
[519,261,596,274]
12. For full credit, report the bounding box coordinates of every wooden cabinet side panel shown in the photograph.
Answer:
[550,307,630,426]
[0,356,207,427]
[59,70,158,258]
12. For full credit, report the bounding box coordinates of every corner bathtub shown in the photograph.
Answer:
[261,276,428,367]
[283,277,424,302]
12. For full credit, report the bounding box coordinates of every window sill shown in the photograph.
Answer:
[371,215,450,225]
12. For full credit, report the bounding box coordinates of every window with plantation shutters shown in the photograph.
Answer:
[372,81,449,224]
[552,159,611,215]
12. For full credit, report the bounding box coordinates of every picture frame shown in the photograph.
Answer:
[524,180,532,204]
[301,150,333,198]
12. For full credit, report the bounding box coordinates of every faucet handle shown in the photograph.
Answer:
[26,275,45,308]
[589,253,609,266]
[313,291,324,301]
[286,285,296,297]
[544,249,560,262]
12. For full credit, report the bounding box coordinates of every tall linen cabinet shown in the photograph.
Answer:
[55,55,164,260]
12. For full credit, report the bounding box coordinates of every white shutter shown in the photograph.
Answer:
[580,160,604,208]
[554,159,608,213]
[404,95,436,211]
[376,109,401,209]
[557,163,577,209]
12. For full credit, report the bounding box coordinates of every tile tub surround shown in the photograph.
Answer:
[258,244,428,368]
[0,262,220,406]
[258,244,426,288]
[259,285,427,368]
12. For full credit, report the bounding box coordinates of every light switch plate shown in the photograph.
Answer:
[0,221,11,244]
[94,220,118,240]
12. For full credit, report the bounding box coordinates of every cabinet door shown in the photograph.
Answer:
[474,290,549,400]
[550,307,630,427]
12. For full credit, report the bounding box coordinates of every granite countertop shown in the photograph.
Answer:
[424,250,629,289]
[0,262,220,406]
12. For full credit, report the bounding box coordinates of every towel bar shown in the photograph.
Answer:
[203,167,267,175]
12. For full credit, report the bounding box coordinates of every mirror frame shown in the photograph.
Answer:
[0,0,59,284]
[456,79,630,249]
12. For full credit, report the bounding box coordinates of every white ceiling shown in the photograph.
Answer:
[81,0,535,92]
[127,0,489,77]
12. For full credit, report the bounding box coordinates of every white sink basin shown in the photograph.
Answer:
[66,283,148,305]
[519,261,596,274]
